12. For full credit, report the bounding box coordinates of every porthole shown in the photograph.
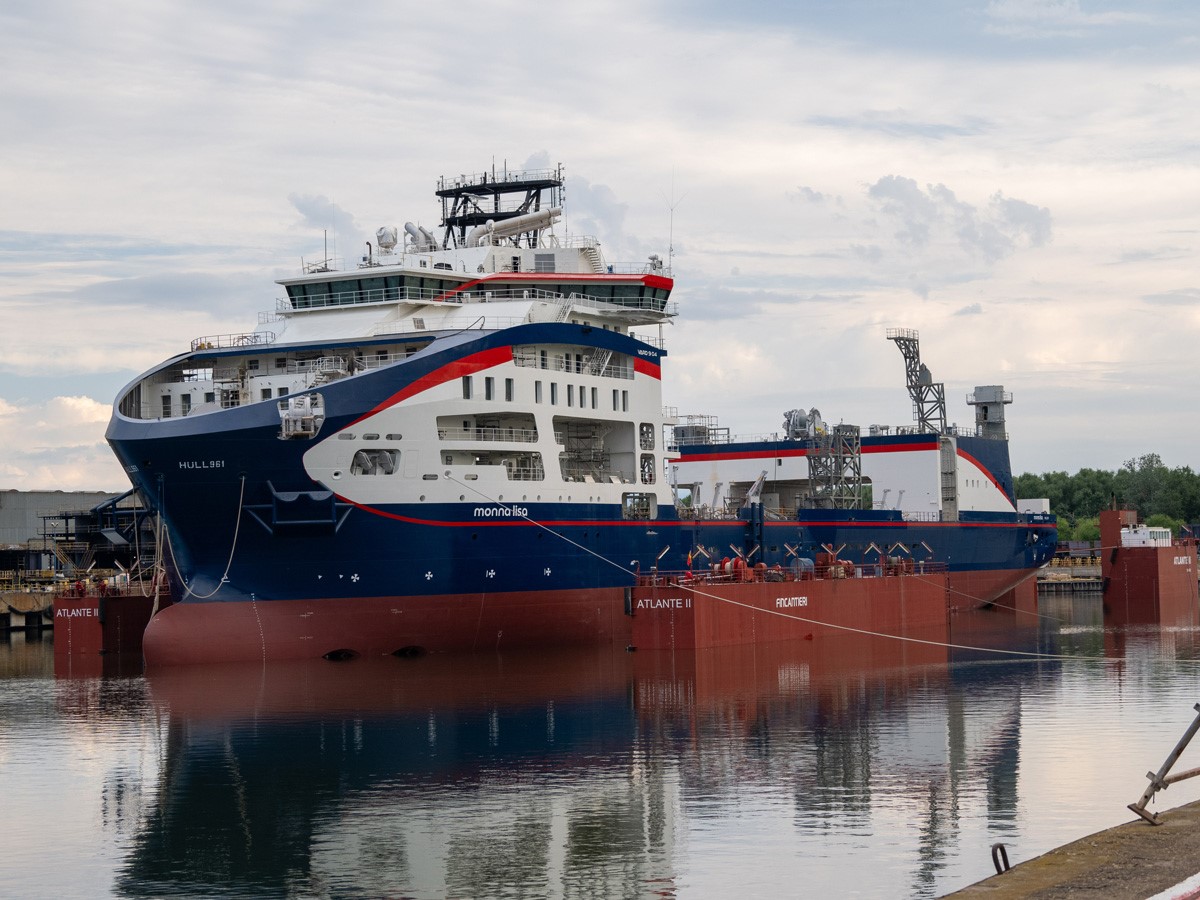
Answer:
[419,494,426,501]
[332,471,342,479]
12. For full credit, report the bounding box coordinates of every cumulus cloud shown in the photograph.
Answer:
[0,395,126,491]
[288,194,358,248]
[564,174,632,257]
[791,186,831,203]
[867,176,1051,262]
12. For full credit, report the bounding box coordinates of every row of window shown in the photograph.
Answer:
[161,385,293,417]
[462,375,630,412]
[286,276,668,311]
[342,447,659,486]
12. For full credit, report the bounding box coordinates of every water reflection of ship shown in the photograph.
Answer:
[634,629,1027,888]
[122,635,1031,897]
[125,649,655,898]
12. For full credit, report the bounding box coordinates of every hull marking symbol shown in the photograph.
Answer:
[544,567,552,576]
[425,571,433,580]
[486,570,495,578]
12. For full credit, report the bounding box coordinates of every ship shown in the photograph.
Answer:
[105,164,1057,665]
[670,345,1056,613]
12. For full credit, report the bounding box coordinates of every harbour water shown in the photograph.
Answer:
[4,593,1200,899]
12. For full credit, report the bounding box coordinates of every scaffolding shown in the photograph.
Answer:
[805,424,864,510]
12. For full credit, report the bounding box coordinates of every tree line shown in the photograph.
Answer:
[1014,453,1200,542]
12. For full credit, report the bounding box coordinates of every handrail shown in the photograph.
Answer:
[438,427,539,443]
[278,283,676,316]
[192,332,276,351]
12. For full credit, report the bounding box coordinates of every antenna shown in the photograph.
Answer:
[662,168,687,275]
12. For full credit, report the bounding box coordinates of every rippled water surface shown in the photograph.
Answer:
[4,593,1200,899]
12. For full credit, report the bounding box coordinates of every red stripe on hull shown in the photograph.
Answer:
[143,589,631,666]
[633,357,661,379]
[349,345,512,427]
[675,442,938,464]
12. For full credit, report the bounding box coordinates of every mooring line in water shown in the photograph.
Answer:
[161,475,247,601]
[674,579,1105,663]
[442,475,1165,665]
[905,571,1069,624]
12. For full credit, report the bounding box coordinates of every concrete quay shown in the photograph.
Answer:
[945,798,1200,899]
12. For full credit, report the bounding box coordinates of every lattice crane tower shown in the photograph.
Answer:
[886,328,946,434]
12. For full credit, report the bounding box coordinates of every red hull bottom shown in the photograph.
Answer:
[142,588,631,666]
[948,569,1040,610]
[142,568,1031,666]
[630,572,950,651]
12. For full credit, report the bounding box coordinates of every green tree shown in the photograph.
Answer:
[1019,455,1200,525]
[1145,513,1183,537]
[1073,517,1100,542]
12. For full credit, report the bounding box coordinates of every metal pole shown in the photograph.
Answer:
[1129,702,1200,825]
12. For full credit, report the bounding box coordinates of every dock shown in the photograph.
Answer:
[1037,556,1103,593]
[1,592,54,633]
[945,798,1200,899]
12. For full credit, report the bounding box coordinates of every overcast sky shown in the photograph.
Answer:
[2,0,1198,492]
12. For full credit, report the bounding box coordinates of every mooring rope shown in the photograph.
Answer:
[161,475,247,601]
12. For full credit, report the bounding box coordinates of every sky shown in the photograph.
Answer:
[2,0,1198,492]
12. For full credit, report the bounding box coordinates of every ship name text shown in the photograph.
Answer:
[473,505,528,518]
[179,460,226,470]
[776,596,809,608]
[636,597,690,610]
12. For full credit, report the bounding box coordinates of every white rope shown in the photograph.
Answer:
[162,475,247,600]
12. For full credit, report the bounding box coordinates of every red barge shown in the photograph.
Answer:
[630,555,950,651]
[1100,508,1199,626]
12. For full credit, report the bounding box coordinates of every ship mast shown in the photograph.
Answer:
[436,164,565,250]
